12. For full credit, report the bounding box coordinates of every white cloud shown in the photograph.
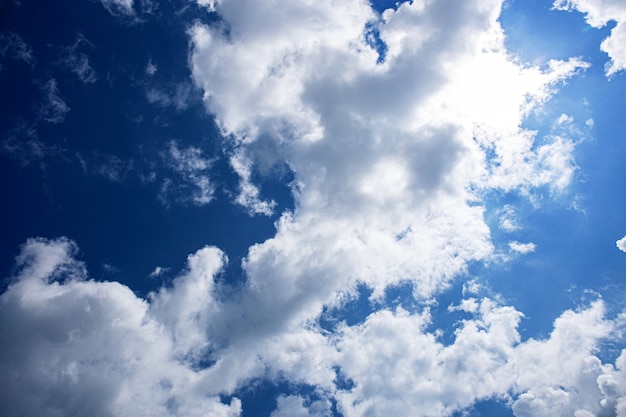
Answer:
[145,82,194,111]
[58,33,97,84]
[38,79,70,124]
[145,59,157,75]
[617,235,626,253]
[229,151,276,216]
[0,237,242,417]
[0,31,35,68]
[270,395,332,417]
[161,141,215,206]
[553,0,626,76]
[148,266,169,278]
[509,241,537,254]
[188,0,585,311]
[499,204,521,232]
[2,237,626,417]
[99,0,134,16]
[1,122,65,168]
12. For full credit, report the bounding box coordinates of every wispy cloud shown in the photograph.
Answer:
[37,79,70,124]
[99,0,134,16]
[57,33,97,84]
[0,31,35,69]
[159,141,216,206]
[1,122,65,168]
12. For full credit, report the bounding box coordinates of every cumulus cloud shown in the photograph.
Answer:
[2,237,626,417]
[270,395,332,417]
[0,237,241,417]
[188,0,584,310]
[499,204,521,232]
[553,0,626,76]
[617,235,626,253]
[509,241,537,254]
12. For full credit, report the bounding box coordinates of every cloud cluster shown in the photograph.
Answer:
[188,0,584,314]
[1,238,625,417]
[554,0,626,76]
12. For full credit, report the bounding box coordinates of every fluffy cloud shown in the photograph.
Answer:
[270,395,332,417]
[554,0,626,76]
[333,298,626,417]
[4,238,626,417]
[0,237,241,417]
[188,0,584,327]
[509,241,537,254]
[617,235,626,253]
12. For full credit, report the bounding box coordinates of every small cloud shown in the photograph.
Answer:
[94,154,134,182]
[509,241,537,254]
[99,0,134,16]
[448,298,479,313]
[159,141,216,206]
[617,235,626,253]
[2,122,65,168]
[145,59,157,76]
[585,118,594,128]
[145,82,195,112]
[556,113,573,125]
[102,263,119,274]
[498,205,521,232]
[57,33,97,84]
[148,266,169,278]
[37,79,70,124]
[0,31,35,68]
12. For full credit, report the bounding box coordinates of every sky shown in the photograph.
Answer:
[1,0,626,416]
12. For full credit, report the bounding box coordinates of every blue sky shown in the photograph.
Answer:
[1,0,626,416]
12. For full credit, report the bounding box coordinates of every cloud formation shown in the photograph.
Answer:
[554,0,626,76]
[57,34,97,84]
[99,0,134,16]
[160,141,216,206]
[617,235,626,253]
[0,31,35,69]
[1,239,624,417]
[0,237,241,417]
[37,79,70,124]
